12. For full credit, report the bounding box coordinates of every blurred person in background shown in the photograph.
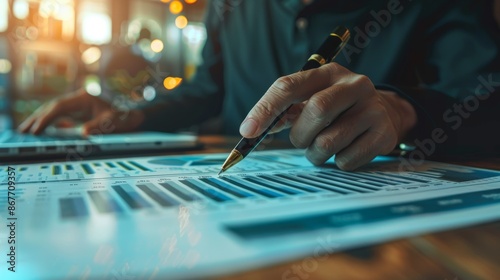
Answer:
[19,0,500,170]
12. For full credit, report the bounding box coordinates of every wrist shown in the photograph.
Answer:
[379,90,418,142]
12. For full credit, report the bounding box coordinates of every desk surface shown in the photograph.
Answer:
[190,136,500,280]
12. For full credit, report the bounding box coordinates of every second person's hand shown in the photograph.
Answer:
[18,89,145,136]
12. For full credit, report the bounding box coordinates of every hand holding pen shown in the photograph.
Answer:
[220,26,418,173]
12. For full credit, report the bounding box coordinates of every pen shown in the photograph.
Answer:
[218,26,351,175]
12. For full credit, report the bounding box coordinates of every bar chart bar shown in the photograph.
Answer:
[137,184,179,207]
[129,161,152,172]
[117,162,133,171]
[88,191,123,213]
[159,182,199,202]
[59,197,88,218]
[243,177,301,195]
[81,164,95,175]
[275,174,349,194]
[201,178,255,198]
[180,180,232,202]
[112,184,152,209]
[298,174,371,193]
[53,165,62,176]
[320,170,393,186]
[220,177,283,198]
[259,175,320,193]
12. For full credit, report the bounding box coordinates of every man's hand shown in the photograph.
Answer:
[18,89,145,135]
[239,63,417,170]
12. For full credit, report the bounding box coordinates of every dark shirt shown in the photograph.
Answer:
[140,0,500,155]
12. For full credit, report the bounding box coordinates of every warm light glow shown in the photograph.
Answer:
[150,39,164,53]
[163,77,183,90]
[86,82,102,96]
[80,13,112,45]
[0,59,12,74]
[54,3,73,21]
[81,47,102,65]
[161,0,171,3]
[39,0,58,18]
[85,76,102,96]
[25,26,39,40]
[13,0,29,20]
[0,0,8,32]
[185,0,197,4]
[169,0,183,14]
[175,16,188,29]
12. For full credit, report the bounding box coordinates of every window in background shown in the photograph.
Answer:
[38,0,76,41]
[182,23,206,79]
[78,0,112,45]
[0,0,8,32]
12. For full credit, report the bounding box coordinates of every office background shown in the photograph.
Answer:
[0,0,208,130]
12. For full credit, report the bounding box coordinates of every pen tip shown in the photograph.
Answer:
[218,170,223,176]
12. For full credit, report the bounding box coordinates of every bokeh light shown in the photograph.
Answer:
[86,82,102,96]
[0,59,12,74]
[143,86,156,101]
[13,0,29,20]
[175,15,188,29]
[26,26,39,40]
[81,47,102,65]
[163,77,183,90]
[80,13,112,45]
[150,39,164,53]
[85,75,102,96]
[0,0,9,32]
[169,0,183,14]
[185,0,197,4]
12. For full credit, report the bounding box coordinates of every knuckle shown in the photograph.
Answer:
[253,99,278,119]
[355,74,372,86]
[326,62,345,74]
[274,75,297,93]
[353,74,374,92]
[307,94,333,118]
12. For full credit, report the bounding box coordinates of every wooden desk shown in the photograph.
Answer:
[191,136,500,280]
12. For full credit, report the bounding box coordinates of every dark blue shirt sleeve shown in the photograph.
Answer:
[378,1,500,155]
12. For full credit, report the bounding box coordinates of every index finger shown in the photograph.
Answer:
[240,63,348,138]
[30,94,88,134]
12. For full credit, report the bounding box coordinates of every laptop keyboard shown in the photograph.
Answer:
[0,131,83,143]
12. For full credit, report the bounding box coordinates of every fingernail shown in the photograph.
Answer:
[240,119,258,137]
[30,126,38,135]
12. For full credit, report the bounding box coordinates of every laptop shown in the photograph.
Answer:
[1,149,500,279]
[0,128,199,160]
